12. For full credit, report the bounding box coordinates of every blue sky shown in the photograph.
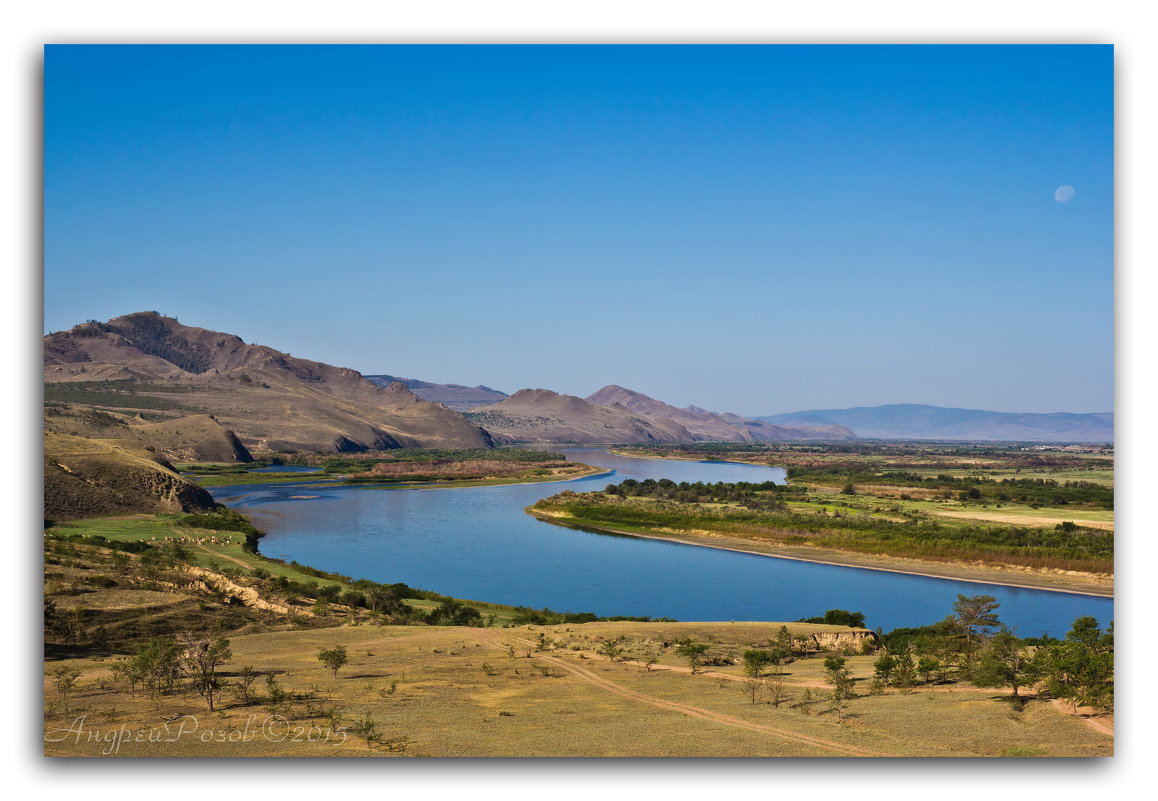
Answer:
[44,45,1113,415]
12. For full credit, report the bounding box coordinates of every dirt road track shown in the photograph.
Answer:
[478,631,890,757]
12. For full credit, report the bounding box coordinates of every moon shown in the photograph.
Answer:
[1055,185,1076,203]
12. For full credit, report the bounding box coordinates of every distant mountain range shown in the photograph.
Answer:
[44,313,1110,456]
[759,404,1114,443]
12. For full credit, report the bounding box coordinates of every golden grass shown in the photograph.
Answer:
[44,622,1111,758]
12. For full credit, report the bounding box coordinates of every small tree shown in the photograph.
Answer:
[826,688,849,722]
[891,647,917,693]
[51,665,81,710]
[742,675,765,705]
[131,636,182,697]
[181,634,232,712]
[317,645,349,678]
[233,665,258,705]
[743,650,774,678]
[873,653,897,683]
[767,679,789,708]
[973,631,1043,701]
[675,640,709,674]
[917,655,942,685]
[598,637,626,661]
[823,655,855,700]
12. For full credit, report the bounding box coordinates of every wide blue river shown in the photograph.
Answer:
[210,448,1112,636]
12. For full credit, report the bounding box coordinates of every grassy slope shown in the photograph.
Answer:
[45,515,522,623]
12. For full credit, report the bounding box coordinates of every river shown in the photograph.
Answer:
[210,447,1112,636]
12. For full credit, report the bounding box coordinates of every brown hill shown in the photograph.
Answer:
[44,405,254,463]
[585,385,856,442]
[44,433,216,522]
[364,375,508,411]
[464,389,696,445]
[44,313,493,453]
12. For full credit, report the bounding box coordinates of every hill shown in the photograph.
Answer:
[44,433,216,522]
[759,404,1114,443]
[464,389,697,444]
[44,313,494,453]
[585,385,856,442]
[365,375,508,411]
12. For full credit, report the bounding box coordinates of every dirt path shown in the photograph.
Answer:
[196,543,255,571]
[1050,699,1114,736]
[481,632,890,757]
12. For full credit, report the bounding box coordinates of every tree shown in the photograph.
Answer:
[598,637,626,661]
[233,665,258,705]
[426,600,483,627]
[181,634,232,712]
[743,650,774,678]
[823,655,855,700]
[767,679,789,708]
[972,631,1043,700]
[742,675,765,705]
[873,654,898,683]
[1042,617,1114,712]
[317,645,349,678]
[675,640,709,674]
[802,609,867,628]
[891,647,917,693]
[51,665,81,710]
[131,636,183,696]
[917,655,942,685]
[826,688,850,722]
[952,594,1002,645]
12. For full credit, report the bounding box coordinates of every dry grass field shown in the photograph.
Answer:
[44,621,1112,758]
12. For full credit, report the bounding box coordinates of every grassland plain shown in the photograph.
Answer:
[43,621,1112,757]
[580,442,1114,595]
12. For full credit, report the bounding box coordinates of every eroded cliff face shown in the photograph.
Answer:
[797,629,878,653]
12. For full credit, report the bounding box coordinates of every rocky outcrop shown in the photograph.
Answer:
[798,629,878,654]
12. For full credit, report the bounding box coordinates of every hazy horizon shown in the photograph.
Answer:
[45,46,1113,416]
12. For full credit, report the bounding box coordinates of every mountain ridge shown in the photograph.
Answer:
[760,403,1114,443]
[585,385,856,442]
[44,312,494,453]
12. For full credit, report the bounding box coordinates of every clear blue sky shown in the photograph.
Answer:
[44,45,1113,415]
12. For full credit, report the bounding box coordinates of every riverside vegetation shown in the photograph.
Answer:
[181,448,605,488]
[536,441,1114,593]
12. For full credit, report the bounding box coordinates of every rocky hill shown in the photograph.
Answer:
[364,375,508,411]
[760,404,1115,443]
[44,312,493,453]
[585,385,856,442]
[465,389,697,444]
